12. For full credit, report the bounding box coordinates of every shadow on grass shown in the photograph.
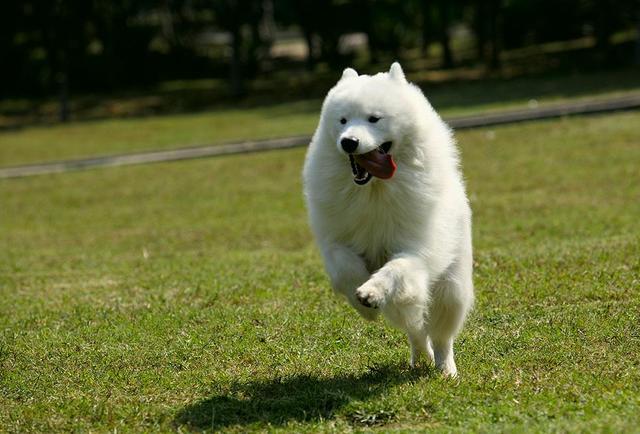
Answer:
[174,362,428,430]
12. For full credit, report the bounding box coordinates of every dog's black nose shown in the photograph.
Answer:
[341,137,359,153]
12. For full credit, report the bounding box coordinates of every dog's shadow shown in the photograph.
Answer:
[174,362,431,430]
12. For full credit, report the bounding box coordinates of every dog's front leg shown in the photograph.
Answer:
[355,253,428,309]
[321,243,379,321]
[356,254,430,367]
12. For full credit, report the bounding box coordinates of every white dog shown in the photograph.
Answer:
[302,63,473,376]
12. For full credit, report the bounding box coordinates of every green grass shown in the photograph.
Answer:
[1,111,640,432]
[0,100,321,167]
[1,67,639,167]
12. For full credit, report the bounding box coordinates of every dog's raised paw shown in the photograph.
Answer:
[355,282,386,309]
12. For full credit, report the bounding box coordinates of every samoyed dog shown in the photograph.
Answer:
[302,63,473,376]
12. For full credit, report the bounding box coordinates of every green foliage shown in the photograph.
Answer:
[1,111,639,431]
[1,0,638,98]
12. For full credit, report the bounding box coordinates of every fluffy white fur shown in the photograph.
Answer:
[302,63,473,376]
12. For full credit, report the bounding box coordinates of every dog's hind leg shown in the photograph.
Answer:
[408,332,425,368]
[408,326,434,368]
[383,301,430,368]
[428,289,471,377]
[431,336,456,376]
[428,253,474,377]
[356,253,433,366]
[386,301,436,368]
[425,336,435,363]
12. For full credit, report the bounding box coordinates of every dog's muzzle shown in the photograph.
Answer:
[348,141,395,186]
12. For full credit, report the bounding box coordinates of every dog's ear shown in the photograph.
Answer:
[340,67,358,81]
[389,62,407,83]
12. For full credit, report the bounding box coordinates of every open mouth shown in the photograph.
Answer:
[348,141,395,186]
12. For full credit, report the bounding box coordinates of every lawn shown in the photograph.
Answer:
[1,111,639,432]
[1,67,639,167]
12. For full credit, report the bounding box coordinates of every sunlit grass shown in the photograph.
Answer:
[1,112,639,431]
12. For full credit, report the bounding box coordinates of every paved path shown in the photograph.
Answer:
[2,94,639,179]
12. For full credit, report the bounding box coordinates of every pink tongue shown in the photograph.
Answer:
[354,151,397,179]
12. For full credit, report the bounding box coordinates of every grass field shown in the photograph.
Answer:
[1,111,639,432]
[1,67,639,167]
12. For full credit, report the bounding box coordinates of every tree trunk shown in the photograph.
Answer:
[438,0,454,69]
[421,1,431,57]
[58,68,69,122]
[230,24,245,97]
[247,19,261,77]
[440,31,453,69]
[634,1,640,66]
[259,0,275,53]
[161,0,176,47]
[474,0,486,61]
[594,0,613,56]
[488,0,502,70]
[303,29,316,71]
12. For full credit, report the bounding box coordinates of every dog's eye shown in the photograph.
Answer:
[368,116,381,123]
[340,118,347,125]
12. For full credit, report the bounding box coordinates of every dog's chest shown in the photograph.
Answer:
[334,184,415,270]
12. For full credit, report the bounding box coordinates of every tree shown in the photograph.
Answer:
[487,0,502,69]
[636,3,640,65]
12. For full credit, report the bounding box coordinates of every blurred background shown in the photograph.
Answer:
[2,3,640,430]
[1,0,639,128]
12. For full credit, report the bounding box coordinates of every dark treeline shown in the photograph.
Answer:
[1,0,639,103]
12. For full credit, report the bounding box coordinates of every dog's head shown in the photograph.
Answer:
[318,62,428,186]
